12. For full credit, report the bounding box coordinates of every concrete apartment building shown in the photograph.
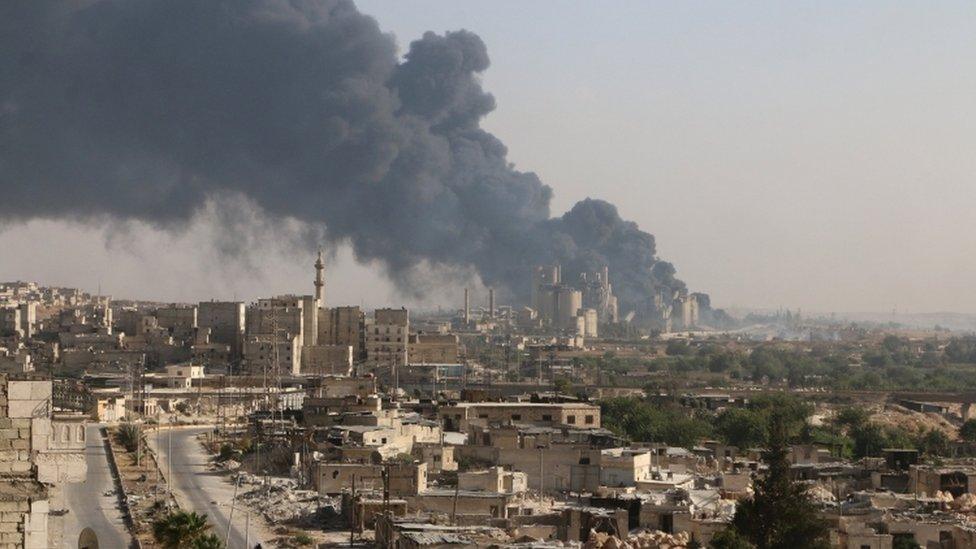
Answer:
[318,306,365,360]
[439,402,601,432]
[0,303,36,340]
[242,334,301,376]
[0,308,22,338]
[366,308,409,368]
[155,305,197,338]
[407,333,459,364]
[197,301,245,360]
[247,297,305,343]
[244,296,310,372]
[302,344,353,376]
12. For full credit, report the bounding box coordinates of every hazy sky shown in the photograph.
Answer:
[3,1,975,313]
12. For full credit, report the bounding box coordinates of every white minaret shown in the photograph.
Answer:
[314,249,325,306]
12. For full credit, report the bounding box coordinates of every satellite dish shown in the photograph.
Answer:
[78,527,99,549]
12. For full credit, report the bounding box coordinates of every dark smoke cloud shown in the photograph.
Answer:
[0,0,691,316]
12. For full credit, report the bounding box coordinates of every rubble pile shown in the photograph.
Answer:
[584,529,691,549]
[807,483,838,504]
[236,475,340,526]
[934,491,955,504]
[873,404,957,437]
[951,493,976,511]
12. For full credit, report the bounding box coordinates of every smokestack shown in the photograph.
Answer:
[488,288,495,319]
[464,288,470,325]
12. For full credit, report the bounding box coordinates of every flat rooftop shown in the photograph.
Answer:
[444,402,598,408]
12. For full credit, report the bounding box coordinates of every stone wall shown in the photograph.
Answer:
[0,376,53,548]
[0,379,44,477]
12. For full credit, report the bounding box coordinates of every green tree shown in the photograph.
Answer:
[713,395,813,450]
[389,453,415,464]
[959,419,976,442]
[553,377,573,394]
[709,529,754,549]
[745,347,786,382]
[216,443,238,463]
[152,511,219,549]
[851,423,887,458]
[600,397,712,448]
[892,535,921,549]
[883,425,917,450]
[882,335,906,353]
[750,394,813,435]
[708,352,740,373]
[833,407,870,431]
[850,422,915,459]
[725,412,830,549]
[665,340,692,356]
[918,429,950,457]
[714,408,767,449]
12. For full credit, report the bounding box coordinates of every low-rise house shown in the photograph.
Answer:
[439,402,600,432]
[600,448,652,487]
[635,469,696,492]
[910,464,976,498]
[162,363,205,388]
[412,443,457,473]
[458,466,528,494]
[313,462,427,496]
[93,394,126,422]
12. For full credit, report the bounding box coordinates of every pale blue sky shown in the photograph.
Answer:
[358,1,976,312]
[2,1,975,313]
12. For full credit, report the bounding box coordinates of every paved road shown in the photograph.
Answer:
[151,426,265,549]
[63,424,132,549]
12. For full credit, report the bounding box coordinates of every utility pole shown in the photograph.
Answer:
[539,447,545,495]
[167,414,173,500]
[244,510,250,548]
[393,351,399,402]
[155,408,160,504]
[226,473,241,546]
[271,305,279,423]
[382,465,390,515]
[136,354,146,467]
[451,479,460,526]
[350,474,357,545]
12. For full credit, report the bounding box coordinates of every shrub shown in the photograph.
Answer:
[115,423,143,453]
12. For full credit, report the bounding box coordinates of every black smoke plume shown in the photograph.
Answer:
[0,0,694,317]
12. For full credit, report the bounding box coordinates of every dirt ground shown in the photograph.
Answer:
[871,403,958,437]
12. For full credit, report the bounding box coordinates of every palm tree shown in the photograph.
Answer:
[191,533,225,549]
[152,511,220,548]
[115,423,143,453]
